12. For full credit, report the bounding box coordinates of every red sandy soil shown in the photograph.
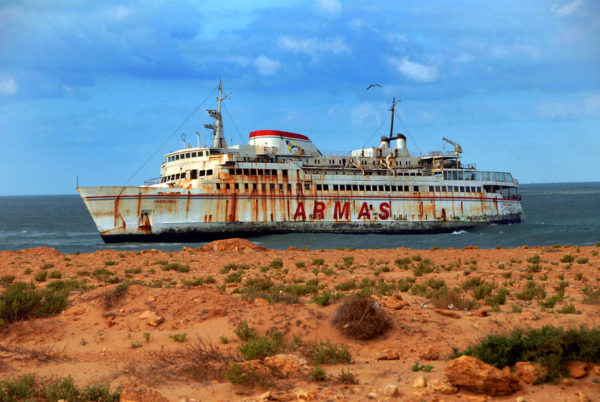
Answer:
[1,239,599,401]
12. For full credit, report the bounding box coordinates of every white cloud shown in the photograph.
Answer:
[254,55,280,76]
[278,36,351,56]
[0,77,17,95]
[551,0,584,16]
[350,102,386,126]
[535,93,600,119]
[316,0,341,15]
[389,57,438,83]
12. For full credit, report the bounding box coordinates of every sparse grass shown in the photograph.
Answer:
[224,363,257,385]
[413,259,435,276]
[335,280,357,291]
[557,303,579,314]
[237,327,289,360]
[576,257,589,264]
[169,333,187,342]
[225,272,242,283]
[332,294,391,340]
[411,362,434,372]
[453,325,600,381]
[472,283,494,300]
[539,293,564,309]
[269,258,283,269]
[219,336,229,344]
[431,287,479,310]
[296,261,305,268]
[124,267,142,274]
[312,258,325,266]
[582,286,600,304]
[338,368,357,383]
[49,271,62,279]
[104,260,118,266]
[162,263,190,273]
[143,332,151,343]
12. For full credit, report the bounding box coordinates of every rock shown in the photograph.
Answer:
[385,293,406,310]
[562,378,573,386]
[241,360,271,377]
[367,392,377,399]
[257,391,271,401]
[146,296,156,302]
[516,397,525,402]
[434,309,461,319]
[567,361,589,379]
[412,376,426,388]
[146,312,164,327]
[471,310,489,317]
[383,384,398,397]
[263,354,309,376]
[445,355,520,396]
[375,348,401,360]
[199,238,267,252]
[514,361,547,384]
[138,310,152,319]
[418,345,441,361]
[295,389,309,400]
[120,388,169,402]
[593,364,600,375]
[565,391,590,402]
[428,380,458,394]
[254,297,270,306]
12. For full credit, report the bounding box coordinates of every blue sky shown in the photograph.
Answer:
[1,0,599,195]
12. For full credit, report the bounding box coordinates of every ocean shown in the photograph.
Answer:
[1,182,599,254]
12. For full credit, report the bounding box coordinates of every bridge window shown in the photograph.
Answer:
[429,186,434,192]
[413,186,419,192]
[333,184,339,191]
[190,170,197,179]
[270,183,275,190]
[243,169,249,175]
[244,183,249,190]
[216,183,220,190]
[460,186,465,192]
[282,169,288,176]
[304,184,310,190]
[207,169,213,176]
[186,153,190,158]
[323,184,329,191]
[191,152,197,157]
[316,184,322,191]
[287,184,292,191]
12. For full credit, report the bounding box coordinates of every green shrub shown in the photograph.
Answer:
[413,259,435,276]
[225,272,242,283]
[453,326,600,380]
[557,303,579,314]
[235,320,257,342]
[49,271,62,279]
[342,256,354,267]
[560,254,575,263]
[394,257,411,269]
[0,375,120,401]
[431,287,479,310]
[582,286,600,304]
[124,267,142,274]
[335,280,357,291]
[224,363,255,385]
[485,288,510,307]
[238,329,287,360]
[472,283,494,300]
[162,263,190,273]
[425,279,446,290]
[309,365,327,381]
[269,258,283,269]
[304,340,351,365]
[462,277,484,290]
[516,281,546,300]
[314,290,332,306]
[539,293,564,309]
[0,282,68,324]
[34,270,48,282]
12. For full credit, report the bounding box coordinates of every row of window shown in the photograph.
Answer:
[444,170,513,183]
[320,184,483,193]
[161,169,213,183]
[166,150,211,163]
[229,168,289,177]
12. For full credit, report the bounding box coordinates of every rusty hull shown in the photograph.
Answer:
[77,169,522,242]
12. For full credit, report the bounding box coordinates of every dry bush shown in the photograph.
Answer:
[0,343,67,362]
[102,283,128,310]
[121,339,235,383]
[332,295,392,340]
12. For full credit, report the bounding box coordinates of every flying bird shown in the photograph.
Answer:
[366,83,381,90]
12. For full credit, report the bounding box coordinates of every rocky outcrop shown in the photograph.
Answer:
[567,361,589,379]
[263,354,310,376]
[444,355,520,396]
[514,361,547,384]
[199,238,267,252]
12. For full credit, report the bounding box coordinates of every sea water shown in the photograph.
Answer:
[1,182,599,254]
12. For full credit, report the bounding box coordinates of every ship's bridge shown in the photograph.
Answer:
[248,130,321,157]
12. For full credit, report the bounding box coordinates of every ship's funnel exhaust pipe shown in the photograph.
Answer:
[396,134,406,150]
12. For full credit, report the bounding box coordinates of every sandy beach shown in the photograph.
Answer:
[1,239,599,401]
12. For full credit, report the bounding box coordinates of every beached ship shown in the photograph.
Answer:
[78,82,523,243]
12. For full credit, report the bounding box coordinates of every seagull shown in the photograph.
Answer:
[366,83,381,90]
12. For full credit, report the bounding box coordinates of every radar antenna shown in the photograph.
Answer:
[204,80,229,148]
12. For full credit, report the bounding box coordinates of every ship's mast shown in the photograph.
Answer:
[389,97,396,138]
[204,80,229,148]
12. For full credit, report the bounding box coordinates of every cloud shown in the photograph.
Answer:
[278,36,351,56]
[350,102,386,127]
[535,93,600,119]
[0,76,17,95]
[254,55,280,76]
[389,57,438,83]
[316,0,341,15]
[551,0,584,16]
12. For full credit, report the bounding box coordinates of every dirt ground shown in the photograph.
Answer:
[1,239,599,401]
